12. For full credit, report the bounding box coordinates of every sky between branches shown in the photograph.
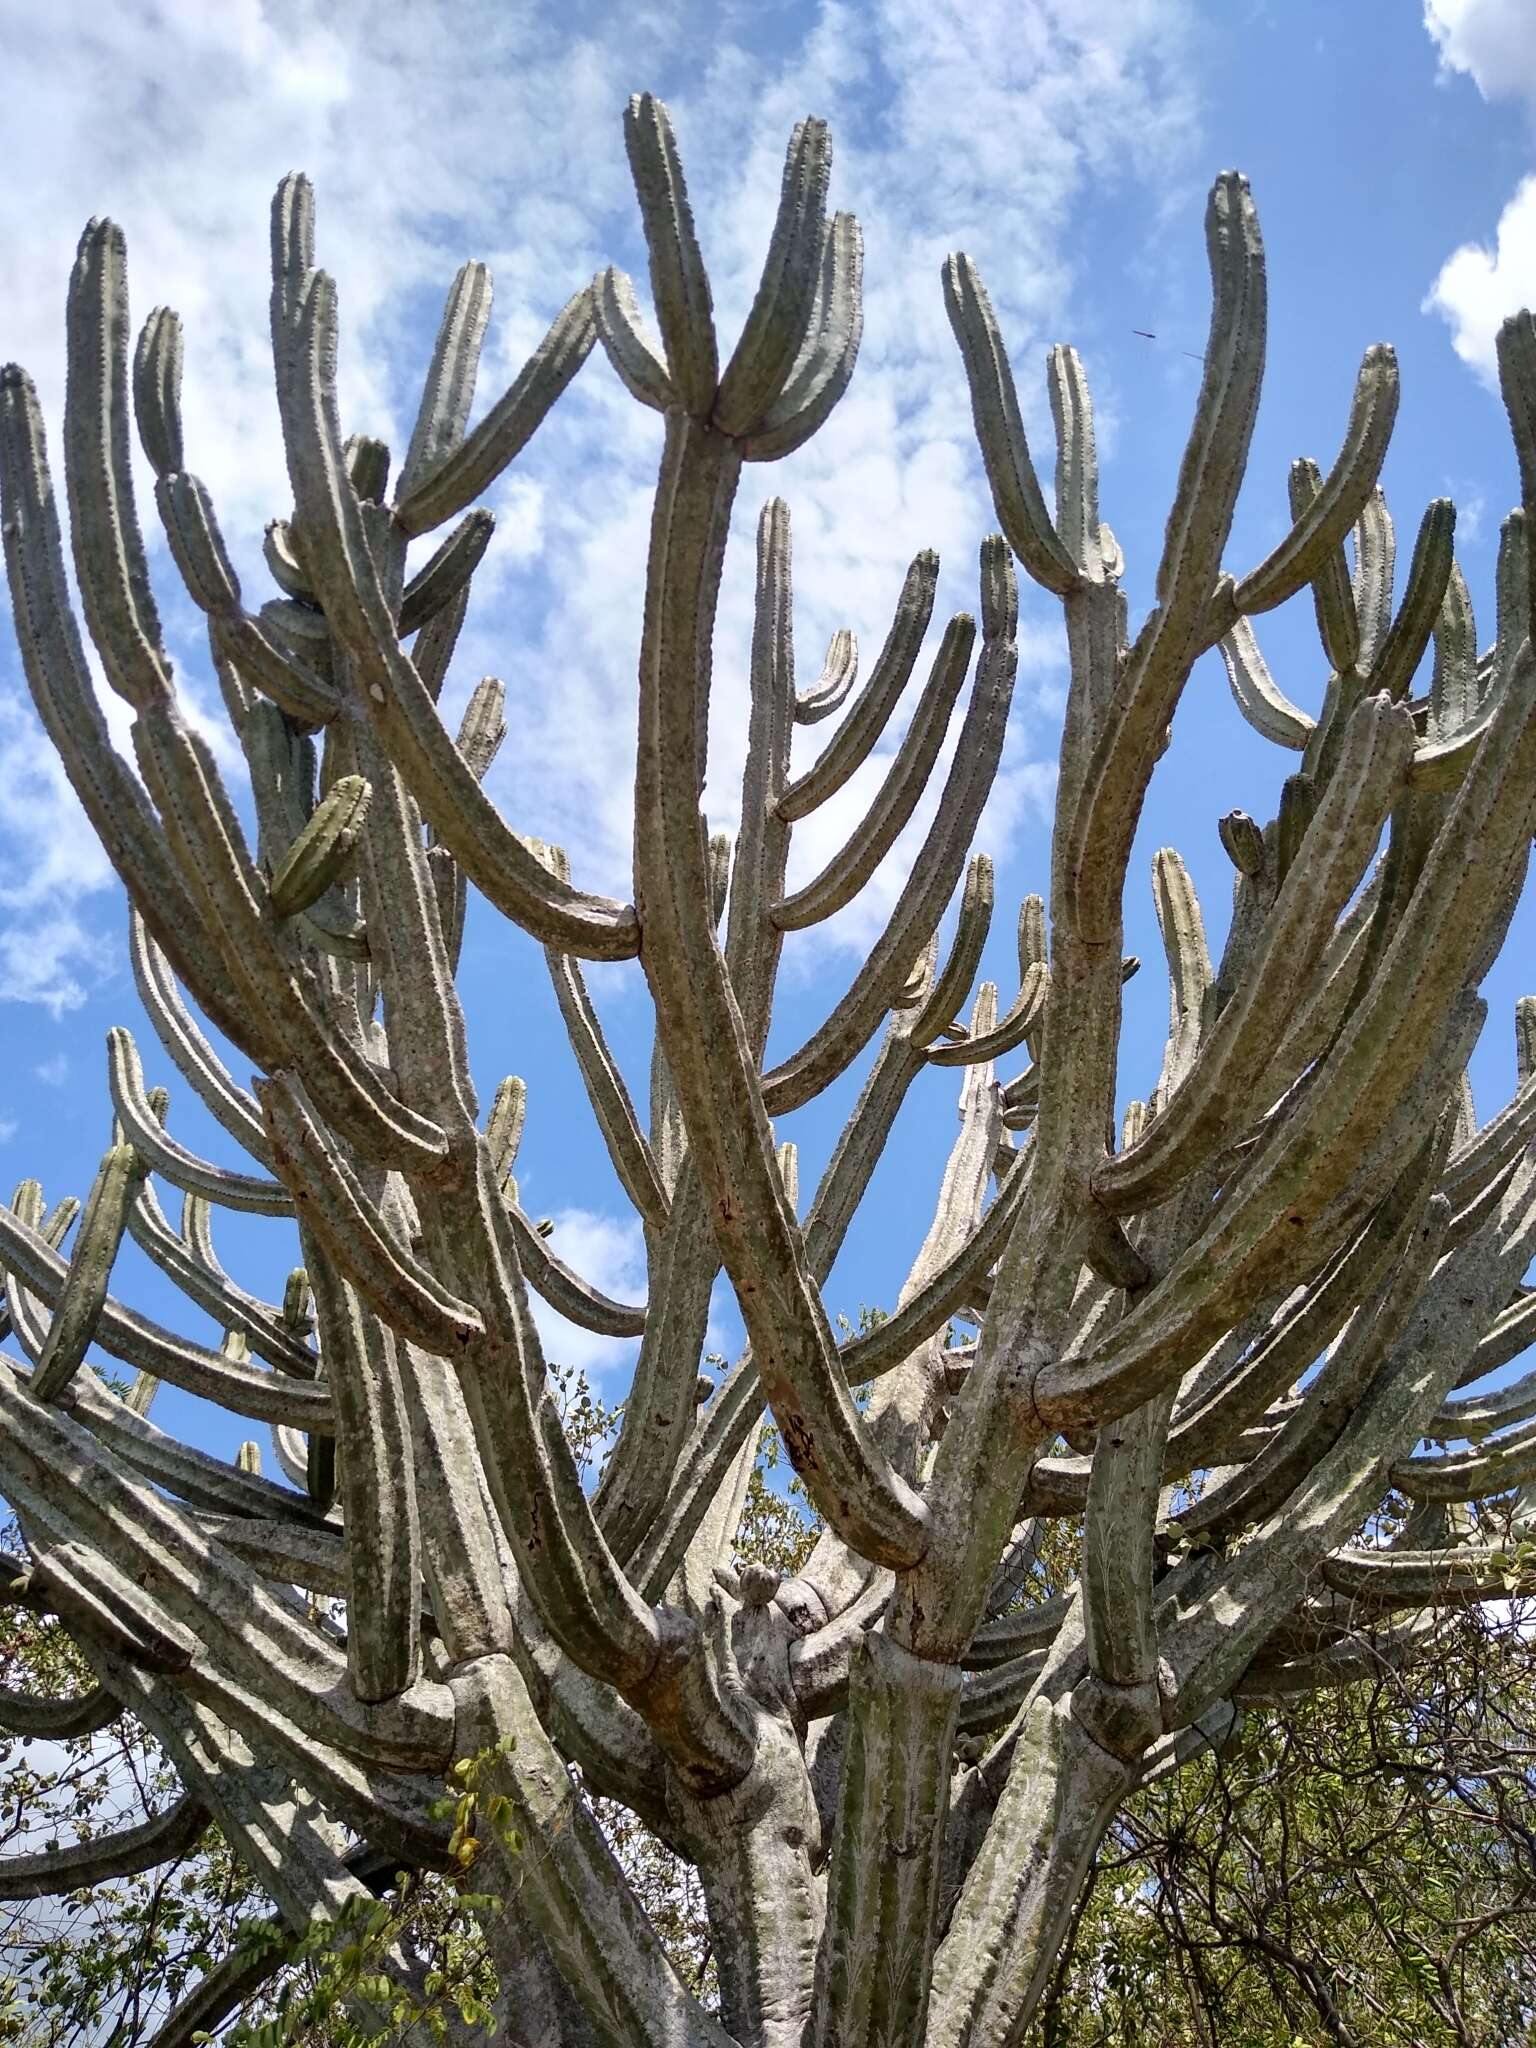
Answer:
[0,0,1532,1454]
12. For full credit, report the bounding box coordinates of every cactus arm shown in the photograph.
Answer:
[132,302,184,476]
[773,613,973,931]
[275,257,638,965]
[1218,615,1315,748]
[623,93,718,420]
[1287,457,1363,673]
[396,258,493,506]
[1462,1273,1536,1380]
[1444,1069,1536,1209]
[153,472,340,726]
[425,678,504,974]
[0,1200,327,1425]
[345,589,750,1783]
[1176,1194,1448,1545]
[63,220,173,708]
[126,1184,313,1375]
[810,1634,964,2047]
[0,1673,118,1740]
[29,1540,197,1672]
[1321,1545,1536,1604]
[800,1022,938,1280]
[386,1343,514,1665]
[1062,174,1267,946]
[255,1073,482,1355]
[74,1645,445,1938]
[1431,554,1478,731]
[714,118,830,435]
[762,539,1017,1115]
[593,263,676,410]
[906,850,997,1045]
[133,693,450,1171]
[800,979,1004,1615]
[1408,681,1506,792]
[778,550,940,820]
[1,1184,54,1364]
[792,625,858,724]
[344,720,478,1138]
[632,863,997,1600]
[1256,859,1382,1097]
[307,1255,422,1704]
[505,1197,647,1338]
[1075,857,1220,1730]
[743,207,864,462]
[0,1382,456,1770]
[0,367,257,1059]
[28,1143,145,1403]
[928,1698,1132,2048]
[965,1592,1076,1672]
[1145,845,1214,1113]
[1048,344,1103,579]
[1493,507,1530,677]
[1351,485,1397,669]
[1394,1417,1536,1500]
[396,506,493,635]
[444,1152,749,1780]
[1367,497,1455,702]
[1095,696,1413,1214]
[1051,639,1536,1428]
[785,1570,892,1717]
[942,253,1081,595]
[269,773,371,916]
[1052,989,1481,1437]
[504,1568,676,1828]
[453,1656,738,2048]
[1168,1160,1536,1725]
[65,1368,330,1523]
[545,939,671,1232]
[634,402,928,1567]
[924,958,1047,1070]
[722,498,796,1054]
[1167,1142,1445,1473]
[192,1516,351,1599]
[411,576,467,698]
[1496,312,1536,640]
[142,1922,288,2048]
[1232,342,1399,616]
[595,1166,718,1562]
[0,1790,207,1901]
[107,1028,292,1214]
[392,284,595,536]
[264,512,313,593]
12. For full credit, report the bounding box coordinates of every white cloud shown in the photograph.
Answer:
[1425,173,1536,381]
[33,1054,69,1086]
[0,0,1198,1003]
[1425,0,1536,105]
[1423,4,1536,378]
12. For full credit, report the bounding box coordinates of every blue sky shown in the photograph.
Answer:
[0,0,1533,1467]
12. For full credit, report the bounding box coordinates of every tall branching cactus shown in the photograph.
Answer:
[4,91,1536,2046]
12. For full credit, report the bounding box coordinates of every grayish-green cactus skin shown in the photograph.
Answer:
[3,91,1536,2046]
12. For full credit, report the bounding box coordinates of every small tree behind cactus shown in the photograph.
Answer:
[4,89,1536,2048]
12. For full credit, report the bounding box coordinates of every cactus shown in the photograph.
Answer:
[4,93,1536,2047]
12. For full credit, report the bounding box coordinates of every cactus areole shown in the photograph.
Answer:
[4,90,1536,2047]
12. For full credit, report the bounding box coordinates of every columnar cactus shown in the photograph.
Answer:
[4,92,1536,2047]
